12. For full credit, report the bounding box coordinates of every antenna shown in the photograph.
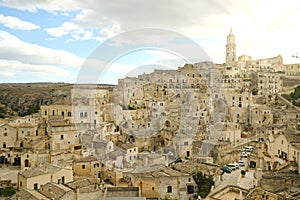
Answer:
[292,52,299,58]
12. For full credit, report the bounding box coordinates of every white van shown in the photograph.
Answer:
[227,163,239,170]
[238,160,245,166]
[243,146,254,152]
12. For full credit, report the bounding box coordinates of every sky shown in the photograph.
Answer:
[0,0,300,84]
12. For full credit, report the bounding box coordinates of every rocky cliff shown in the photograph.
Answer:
[0,83,73,117]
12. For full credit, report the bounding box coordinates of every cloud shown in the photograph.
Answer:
[0,14,40,30]
[1,0,300,64]
[0,30,83,82]
[0,0,80,13]
[45,22,77,37]
[0,59,76,82]
[0,30,84,66]
[45,21,105,41]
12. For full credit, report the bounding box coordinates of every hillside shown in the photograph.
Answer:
[0,83,73,117]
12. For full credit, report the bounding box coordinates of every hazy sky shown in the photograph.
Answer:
[0,0,300,83]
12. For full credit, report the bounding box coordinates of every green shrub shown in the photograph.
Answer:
[0,186,17,197]
[193,172,214,198]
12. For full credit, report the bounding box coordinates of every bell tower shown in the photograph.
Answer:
[226,28,236,66]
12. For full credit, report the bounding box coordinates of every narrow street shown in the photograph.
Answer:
[211,165,257,196]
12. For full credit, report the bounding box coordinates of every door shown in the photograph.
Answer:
[25,159,29,167]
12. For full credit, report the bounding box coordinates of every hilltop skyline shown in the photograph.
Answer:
[1,0,300,83]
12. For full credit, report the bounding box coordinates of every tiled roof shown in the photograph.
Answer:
[18,122,34,128]
[19,167,48,178]
[74,156,98,162]
[121,143,136,150]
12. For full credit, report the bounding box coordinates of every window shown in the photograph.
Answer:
[61,176,65,184]
[3,133,7,136]
[95,111,98,115]
[94,163,99,168]
[60,135,64,140]
[20,181,22,187]
[187,185,194,194]
[62,111,64,116]
[184,141,189,146]
[67,112,72,117]
[82,164,85,169]
[84,112,87,117]
[34,183,38,190]
[45,111,47,115]
[167,186,172,193]
[80,112,83,117]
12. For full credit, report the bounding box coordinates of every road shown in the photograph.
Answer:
[212,162,257,194]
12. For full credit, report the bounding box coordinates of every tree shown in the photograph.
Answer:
[0,186,17,197]
[193,172,214,198]
[289,85,300,107]
[251,88,258,95]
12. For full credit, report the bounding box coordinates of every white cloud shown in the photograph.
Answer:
[0,30,84,67]
[45,22,105,41]
[0,0,80,13]
[0,14,40,30]
[0,59,76,82]
[2,0,300,65]
[45,22,77,37]
[0,30,83,82]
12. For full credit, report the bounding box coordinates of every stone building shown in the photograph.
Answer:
[0,123,17,148]
[73,156,101,179]
[38,182,76,200]
[284,63,300,76]
[18,162,73,190]
[47,119,79,151]
[125,166,197,200]
[252,71,284,95]
[265,127,300,172]
[40,105,73,123]
[225,28,236,66]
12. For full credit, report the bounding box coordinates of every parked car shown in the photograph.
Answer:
[238,160,245,166]
[243,146,254,152]
[241,151,248,158]
[233,162,240,168]
[227,163,239,170]
[221,165,232,173]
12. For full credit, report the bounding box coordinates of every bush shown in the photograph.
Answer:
[0,186,17,197]
[251,88,258,95]
[193,172,214,198]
